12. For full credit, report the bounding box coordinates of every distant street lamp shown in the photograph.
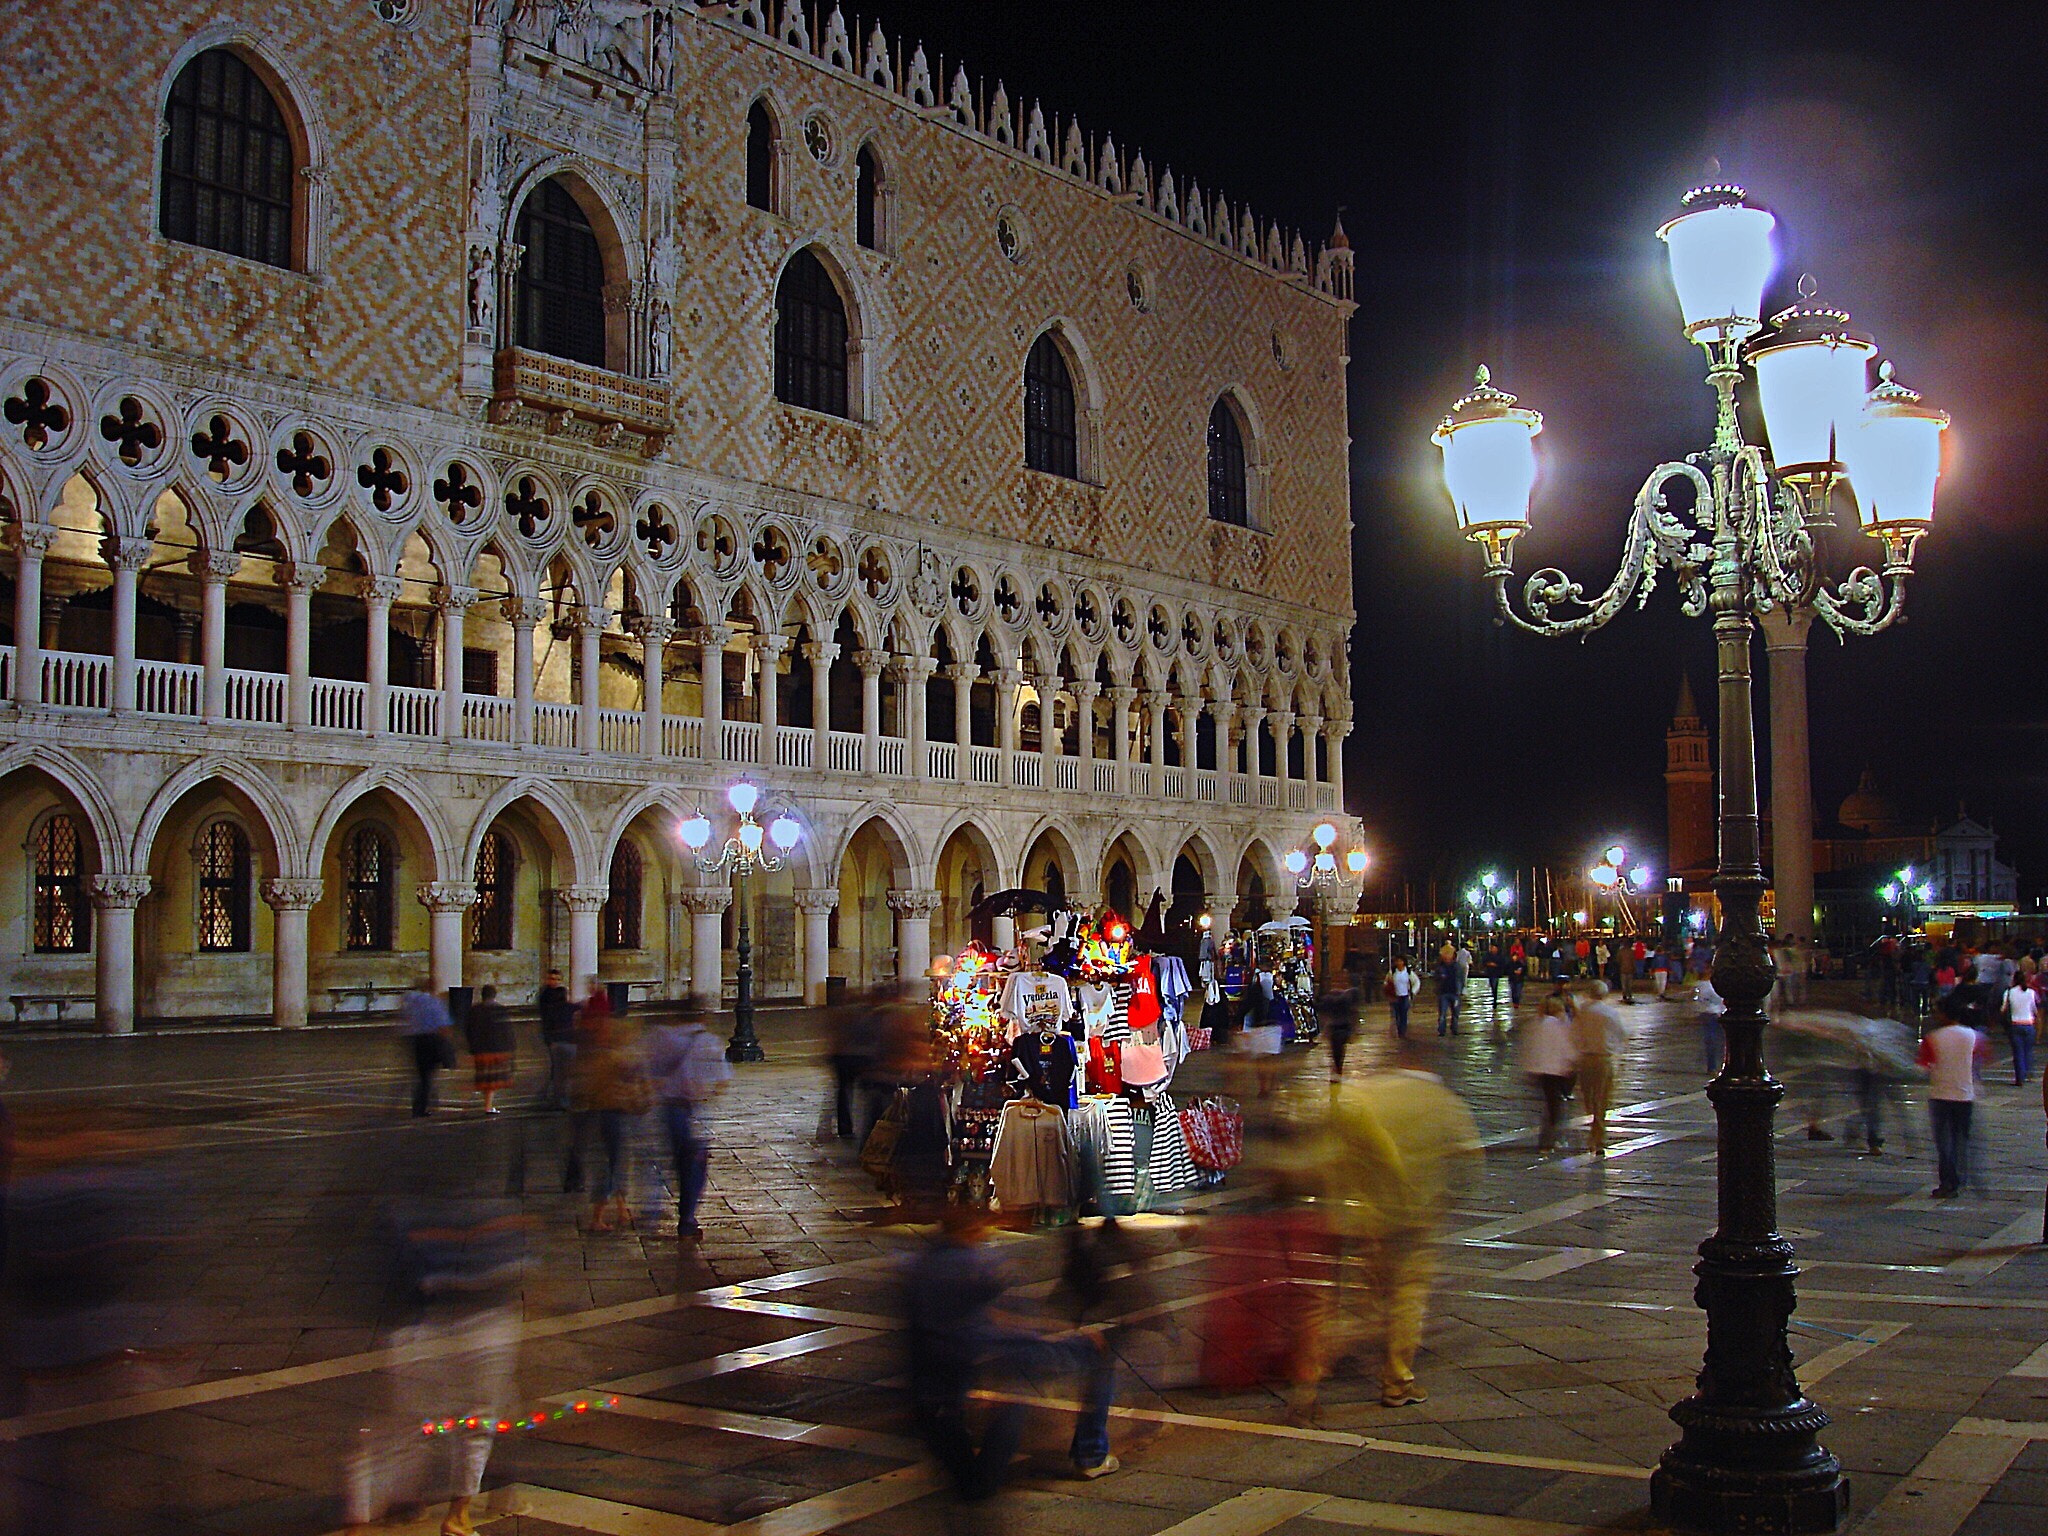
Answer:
[679,782,802,1063]
[1879,865,1936,933]
[1285,821,1369,987]
[1589,847,1655,1002]
[1432,175,1949,1532]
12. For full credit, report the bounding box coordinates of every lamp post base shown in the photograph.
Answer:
[1651,1432,1847,1534]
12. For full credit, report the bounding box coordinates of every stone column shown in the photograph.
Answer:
[888,888,941,982]
[803,640,838,767]
[995,667,1023,783]
[681,887,732,1010]
[363,576,402,737]
[107,537,151,715]
[1300,714,1324,784]
[195,550,237,721]
[1328,716,1351,795]
[416,881,478,998]
[501,595,542,746]
[755,632,788,759]
[901,656,935,776]
[696,623,732,760]
[796,888,839,1004]
[1072,680,1100,766]
[559,884,608,997]
[10,525,54,705]
[1243,706,1269,784]
[856,650,885,771]
[943,662,975,759]
[1212,699,1239,784]
[1761,604,1816,964]
[1270,709,1295,787]
[1145,691,1169,771]
[1034,673,1059,778]
[631,616,675,760]
[262,878,322,1028]
[437,584,478,743]
[283,562,322,728]
[1110,685,1138,767]
[575,605,609,754]
[88,873,151,1035]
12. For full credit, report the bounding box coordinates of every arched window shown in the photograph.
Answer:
[1024,332,1078,480]
[855,143,880,249]
[343,826,393,952]
[603,840,643,950]
[515,178,607,368]
[1043,860,1067,912]
[1206,397,1249,526]
[1019,700,1042,753]
[471,830,515,951]
[160,49,296,269]
[774,248,850,418]
[197,819,252,952]
[746,100,777,212]
[32,814,89,954]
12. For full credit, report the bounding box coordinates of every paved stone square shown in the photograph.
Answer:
[4,985,2047,1535]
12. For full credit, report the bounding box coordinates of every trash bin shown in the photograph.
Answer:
[447,985,473,1028]
[824,976,848,1007]
[607,980,631,1016]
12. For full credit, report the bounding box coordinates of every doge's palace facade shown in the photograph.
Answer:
[0,0,1355,1030]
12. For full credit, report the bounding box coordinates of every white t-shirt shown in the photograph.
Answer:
[1000,971,1072,1037]
[1389,966,1420,998]
[1922,1024,1984,1102]
[2008,984,2039,1026]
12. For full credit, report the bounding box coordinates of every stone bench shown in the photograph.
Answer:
[325,984,412,1015]
[8,993,93,1026]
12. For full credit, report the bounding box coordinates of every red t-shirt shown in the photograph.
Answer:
[1126,955,1162,1031]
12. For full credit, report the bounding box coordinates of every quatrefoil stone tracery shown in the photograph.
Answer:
[506,477,550,539]
[4,378,70,452]
[640,506,681,563]
[99,397,162,466]
[751,527,792,584]
[276,431,332,498]
[356,447,409,512]
[433,462,483,525]
[191,414,249,481]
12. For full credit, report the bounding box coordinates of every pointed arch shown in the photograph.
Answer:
[828,804,920,888]
[503,160,638,371]
[462,777,596,888]
[0,746,122,874]
[131,758,301,879]
[308,766,459,886]
[772,241,873,420]
[930,811,1010,890]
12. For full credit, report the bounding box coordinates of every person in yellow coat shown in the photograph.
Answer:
[1321,1062,1481,1407]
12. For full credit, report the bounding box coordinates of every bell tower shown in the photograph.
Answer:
[1666,674,1715,880]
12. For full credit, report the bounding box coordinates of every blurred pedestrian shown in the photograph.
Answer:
[1322,1061,1481,1407]
[1574,982,1629,1157]
[537,969,576,1110]
[1696,966,1725,1074]
[1317,985,1359,1082]
[1652,947,1673,998]
[1238,964,1285,1097]
[1385,955,1418,1039]
[1508,941,1528,1008]
[463,984,514,1115]
[1921,995,1988,1198]
[1434,948,1461,1037]
[903,1201,1118,1498]
[644,1009,731,1239]
[564,990,647,1230]
[826,996,881,1140]
[400,977,454,1118]
[1522,995,1579,1154]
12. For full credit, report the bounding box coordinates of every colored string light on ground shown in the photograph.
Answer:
[420,1396,621,1436]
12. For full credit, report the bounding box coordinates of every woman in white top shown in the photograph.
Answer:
[1386,958,1419,1039]
[1520,996,1580,1153]
[2004,979,2038,1087]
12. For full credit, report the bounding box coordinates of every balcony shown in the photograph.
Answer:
[490,349,671,455]
[0,643,1346,814]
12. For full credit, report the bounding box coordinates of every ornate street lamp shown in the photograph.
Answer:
[679,782,802,1063]
[1878,866,1935,933]
[1432,175,1949,1533]
[1286,822,1369,987]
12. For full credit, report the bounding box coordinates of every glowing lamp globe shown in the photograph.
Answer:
[1314,851,1337,875]
[1846,362,1948,537]
[1604,844,1627,868]
[737,821,764,854]
[1879,882,1900,904]
[1746,284,1877,486]
[727,782,760,815]
[1589,865,1618,889]
[768,814,801,851]
[1347,849,1369,874]
[1313,822,1337,850]
[678,813,712,850]
[1285,849,1310,875]
[1197,912,1214,931]
[1656,182,1777,344]
[1630,866,1654,890]
[1432,367,1542,541]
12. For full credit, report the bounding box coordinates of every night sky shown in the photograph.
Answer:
[861,2,2048,897]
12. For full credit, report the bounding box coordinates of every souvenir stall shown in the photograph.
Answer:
[913,908,1242,1219]
[1257,916,1320,1044]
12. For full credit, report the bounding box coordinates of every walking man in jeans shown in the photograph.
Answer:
[1921,995,1990,1198]
[538,970,576,1109]
[644,1009,732,1238]
[398,978,452,1117]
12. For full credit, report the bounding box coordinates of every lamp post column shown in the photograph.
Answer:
[1760,604,1815,999]
[728,868,765,1063]
[1650,561,1846,1531]
[796,889,838,1005]
[632,616,674,760]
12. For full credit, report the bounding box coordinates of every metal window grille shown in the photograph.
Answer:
[774,248,850,418]
[32,815,88,954]
[1207,398,1249,526]
[603,841,642,950]
[1024,333,1079,479]
[160,49,294,269]
[197,820,251,952]
[471,831,514,951]
[344,827,393,952]
[515,179,607,369]
[746,101,776,211]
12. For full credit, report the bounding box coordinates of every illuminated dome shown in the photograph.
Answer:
[1837,768,1902,834]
